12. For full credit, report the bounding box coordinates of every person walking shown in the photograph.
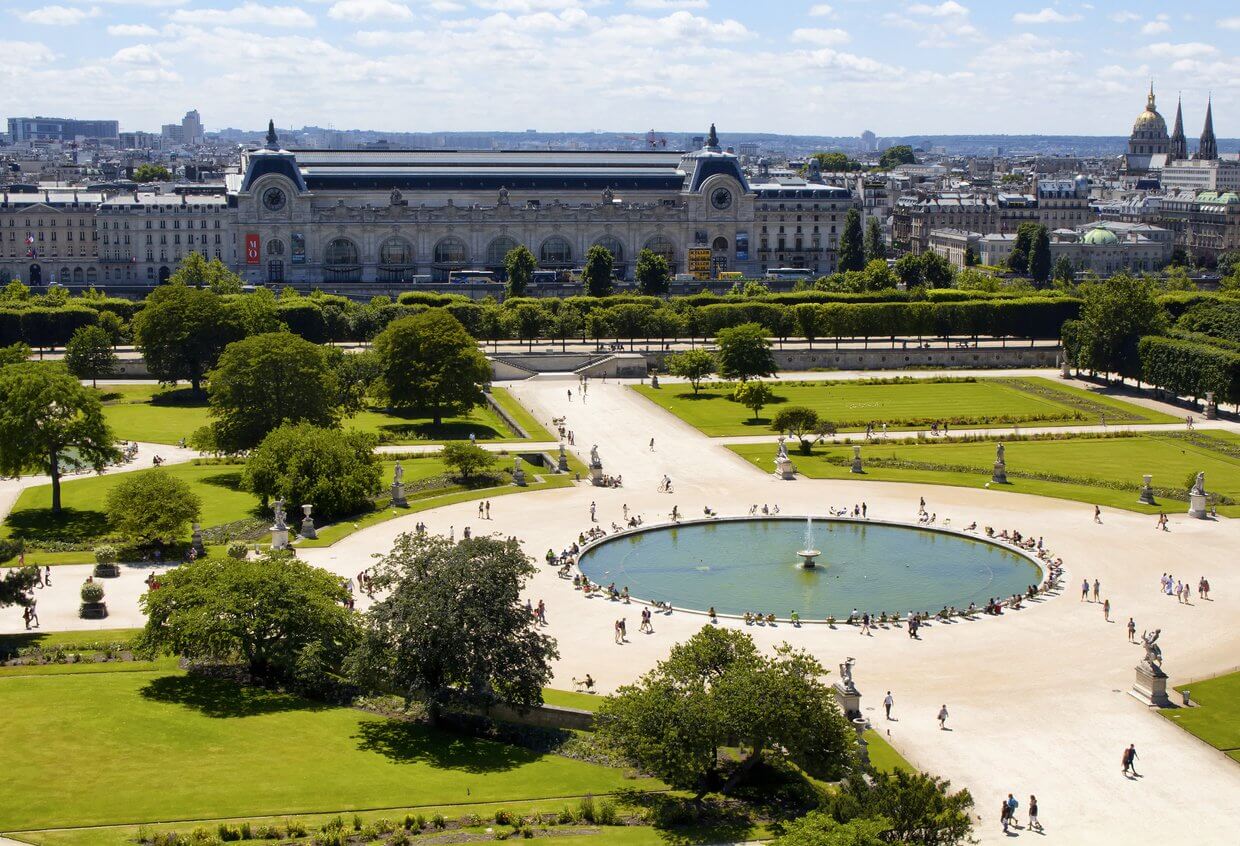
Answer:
[1103,598,1111,622]
[937,704,949,730]
[26,599,38,629]
[883,690,894,720]
[613,619,623,644]
[43,565,51,587]
[485,501,491,519]
[590,501,597,522]
[567,388,572,402]
[1127,617,1137,642]
[1000,799,1011,834]
[1005,794,1020,828]
[649,438,655,452]
[1028,795,1042,832]
[1081,578,1090,602]
[1122,743,1139,776]
[1094,505,1103,523]
[1093,579,1101,602]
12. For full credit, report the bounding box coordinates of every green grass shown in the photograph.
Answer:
[1162,670,1240,762]
[540,688,603,712]
[634,377,1176,437]
[100,385,550,446]
[0,628,143,656]
[729,431,1240,516]
[0,669,655,831]
[863,730,914,774]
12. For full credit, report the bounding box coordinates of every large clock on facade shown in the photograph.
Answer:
[711,187,733,211]
[262,187,287,212]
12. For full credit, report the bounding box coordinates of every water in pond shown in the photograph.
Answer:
[577,518,1040,619]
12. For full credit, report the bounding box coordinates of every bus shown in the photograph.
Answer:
[764,267,814,281]
[448,269,497,284]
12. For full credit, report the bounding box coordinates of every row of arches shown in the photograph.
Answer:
[16,265,99,285]
[305,234,677,272]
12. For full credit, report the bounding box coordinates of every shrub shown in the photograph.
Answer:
[352,815,363,832]
[458,814,482,827]
[105,469,202,544]
[0,537,24,564]
[387,832,410,846]
[217,824,241,841]
[244,424,381,522]
[226,542,249,560]
[80,580,105,604]
[252,826,281,840]
[577,795,596,824]
[557,807,575,825]
[283,821,307,838]
[431,815,446,830]
[596,801,617,826]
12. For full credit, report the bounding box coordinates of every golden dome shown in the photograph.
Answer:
[1133,85,1167,135]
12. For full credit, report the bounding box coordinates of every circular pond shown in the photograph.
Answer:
[577,518,1041,619]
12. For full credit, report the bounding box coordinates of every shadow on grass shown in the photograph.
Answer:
[353,719,536,774]
[196,471,246,491]
[3,507,110,543]
[149,388,208,407]
[139,674,330,719]
[378,421,507,441]
[612,790,757,846]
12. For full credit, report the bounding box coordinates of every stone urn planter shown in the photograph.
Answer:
[79,578,108,619]
[92,545,120,578]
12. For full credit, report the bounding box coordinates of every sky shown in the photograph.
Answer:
[1,0,1237,137]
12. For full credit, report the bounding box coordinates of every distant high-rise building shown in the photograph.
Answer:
[182,109,204,145]
[161,123,185,145]
[860,130,877,153]
[7,116,119,143]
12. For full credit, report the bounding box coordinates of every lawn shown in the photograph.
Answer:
[1162,670,1240,764]
[728,431,1240,516]
[634,377,1176,437]
[99,385,550,445]
[0,669,655,831]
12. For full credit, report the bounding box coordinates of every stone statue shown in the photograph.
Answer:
[497,186,510,205]
[389,188,403,205]
[272,498,287,530]
[1191,471,1205,496]
[776,437,789,461]
[590,444,601,468]
[602,186,615,204]
[838,657,858,693]
[393,462,404,485]
[1141,628,1163,668]
[996,442,1005,463]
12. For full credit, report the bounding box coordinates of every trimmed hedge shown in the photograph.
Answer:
[1138,334,1240,405]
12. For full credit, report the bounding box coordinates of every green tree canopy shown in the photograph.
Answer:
[139,551,355,685]
[1008,222,1039,275]
[1073,274,1167,379]
[207,332,340,454]
[839,208,866,273]
[820,770,975,846]
[636,248,672,295]
[715,322,775,381]
[1,567,40,610]
[169,252,244,293]
[772,814,889,846]
[1029,225,1052,285]
[132,163,172,183]
[64,325,118,388]
[132,282,235,395]
[372,309,491,426]
[771,405,821,452]
[864,217,886,263]
[583,245,615,297]
[0,342,31,368]
[810,152,861,172]
[439,441,497,481]
[1052,254,1075,286]
[878,145,915,169]
[595,626,856,799]
[0,362,118,512]
[665,348,716,394]
[350,532,558,723]
[243,423,380,520]
[504,245,537,298]
[733,379,775,421]
[105,468,202,544]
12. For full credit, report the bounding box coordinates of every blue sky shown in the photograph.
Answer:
[2,0,1236,136]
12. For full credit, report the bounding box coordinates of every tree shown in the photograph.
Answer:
[504,302,548,350]
[920,251,955,289]
[793,303,825,349]
[595,627,855,800]
[583,244,615,297]
[963,245,978,267]
[862,259,897,291]
[771,406,820,453]
[64,325,118,387]
[351,532,558,723]
[131,283,235,395]
[440,441,496,481]
[504,245,537,298]
[206,332,340,454]
[547,303,584,352]
[244,423,381,520]
[733,379,775,421]
[1,567,39,611]
[810,152,859,173]
[864,217,886,263]
[105,468,202,544]
[665,349,716,394]
[169,252,244,293]
[230,286,281,335]
[0,342,31,368]
[772,814,889,846]
[820,770,975,846]
[327,347,380,417]
[878,145,915,169]
[132,163,172,183]
[1075,274,1167,380]
[140,551,354,684]
[715,322,775,381]
[372,309,491,426]
[1029,225,1052,285]
[635,248,671,295]
[838,208,865,272]
[894,254,923,288]
[1008,222,1038,275]
[0,363,118,513]
[1052,255,1075,286]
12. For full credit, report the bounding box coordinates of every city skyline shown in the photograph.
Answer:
[2,0,1238,137]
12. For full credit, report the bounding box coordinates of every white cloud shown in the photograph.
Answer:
[1145,41,1216,59]
[1012,8,1082,24]
[1218,17,1240,30]
[808,3,833,16]
[69,0,186,5]
[1109,11,1139,23]
[907,1,969,17]
[888,0,980,47]
[629,0,707,9]
[112,43,168,64]
[790,27,849,47]
[0,40,56,65]
[169,3,316,27]
[1140,20,1169,34]
[328,0,414,22]
[107,23,159,35]
[16,5,101,25]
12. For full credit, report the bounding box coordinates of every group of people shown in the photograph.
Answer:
[747,503,782,515]
[553,418,576,446]
[475,501,493,520]
[999,793,1042,834]
[862,422,888,439]
[828,503,868,518]
[1160,572,1210,603]
[742,611,778,625]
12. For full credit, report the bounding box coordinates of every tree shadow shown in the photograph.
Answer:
[139,674,329,719]
[378,421,506,441]
[149,388,208,407]
[197,471,245,491]
[353,718,536,774]
[4,507,110,543]
[612,790,758,846]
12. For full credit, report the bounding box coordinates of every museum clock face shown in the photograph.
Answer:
[711,187,733,211]
[262,187,287,212]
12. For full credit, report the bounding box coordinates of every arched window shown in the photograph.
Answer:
[433,237,468,265]
[86,268,97,284]
[711,236,729,252]
[379,237,413,267]
[644,235,676,265]
[267,239,285,257]
[486,236,519,267]
[73,267,84,283]
[325,238,358,266]
[593,236,624,264]
[540,236,572,265]
[59,267,71,284]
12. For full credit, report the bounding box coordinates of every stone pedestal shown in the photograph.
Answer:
[557,444,569,473]
[850,446,864,474]
[833,683,861,720]
[1204,391,1217,420]
[1130,663,1172,707]
[852,717,871,767]
[650,373,660,388]
[190,522,206,557]
[589,465,606,487]
[270,526,289,550]
[1138,474,1156,505]
[513,460,527,487]
[775,456,796,480]
[991,461,1007,484]
[299,504,317,540]
[390,482,407,508]
[1060,357,1070,378]
[1188,492,1208,519]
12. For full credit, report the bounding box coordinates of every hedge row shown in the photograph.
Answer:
[1138,334,1240,406]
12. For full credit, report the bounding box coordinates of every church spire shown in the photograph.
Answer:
[1147,80,1156,110]
[1198,96,1217,161]
[264,119,279,151]
[1169,95,1187,160]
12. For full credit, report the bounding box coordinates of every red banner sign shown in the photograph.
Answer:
[245,233,261,265]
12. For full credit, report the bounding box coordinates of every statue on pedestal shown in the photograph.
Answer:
[838,657,858,694]
[391,462,408,507]
[777,437,789,461]
[300,504,317,540]
[270,497,290,550]
[272,498,287,531]
[1140,629,1163,670]
[590,444,602,469]
[512,455,526,486]
[1191,472,1206,497]
[850,445,864,474]
[558,442,569,472]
